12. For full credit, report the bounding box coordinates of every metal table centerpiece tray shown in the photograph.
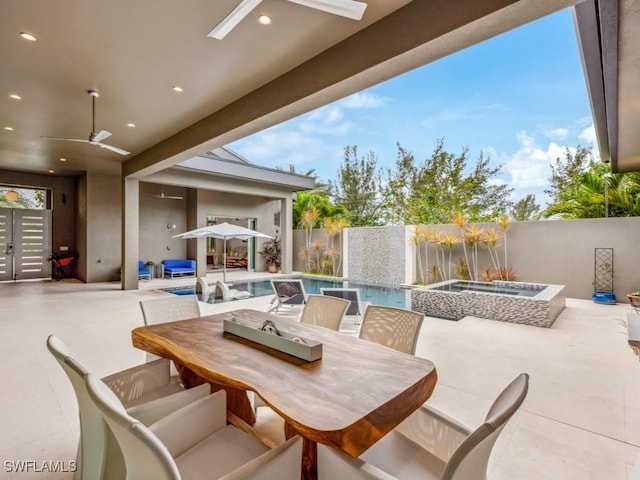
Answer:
[223,318,323,362]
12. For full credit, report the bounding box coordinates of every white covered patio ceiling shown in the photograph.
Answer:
[3,0,601,181]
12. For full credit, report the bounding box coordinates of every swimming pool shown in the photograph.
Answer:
[164,277,413,309]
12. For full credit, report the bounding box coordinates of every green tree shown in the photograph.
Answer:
[292,191,347,229]
[330,146,386,226]
[543,163,640,218]
[544,145,594,204]
[510,194,540,221]
[383,139,514,224]
[276,164,331,196]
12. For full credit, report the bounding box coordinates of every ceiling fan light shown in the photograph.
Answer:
[5,190,19,202]
[20,32,37,41]
[258,15,272,25]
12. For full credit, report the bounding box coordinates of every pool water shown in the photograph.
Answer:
[429,281,539,297]
[165,277,413,308]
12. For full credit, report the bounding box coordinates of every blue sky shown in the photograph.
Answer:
[229,7,597,207]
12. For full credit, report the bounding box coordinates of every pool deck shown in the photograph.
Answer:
[1,272,639,479]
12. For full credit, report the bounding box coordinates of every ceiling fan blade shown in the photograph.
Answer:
[40,136,91,143]
[287,0,367,20]
[149,193,183,200]
[207,0,263,40]
[91,130,112,143]
[97,143,130,155]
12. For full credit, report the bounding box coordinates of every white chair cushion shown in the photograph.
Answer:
[175,425,270,480]
[361,431,446,480]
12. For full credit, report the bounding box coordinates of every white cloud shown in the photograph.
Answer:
[300,106,353,136]
[232,127,327,168]
[578,123,596,145]
[340,92,389,109]
[543,127,569,140]
[497,131,577,205]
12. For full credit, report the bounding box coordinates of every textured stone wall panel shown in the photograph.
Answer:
[347,226,406,285]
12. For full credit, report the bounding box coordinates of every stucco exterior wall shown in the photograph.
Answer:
[84,172,122,282]
[503,217,639,300]
[410,217,640,301]
[139,183,189,265]
[292,217,640,301]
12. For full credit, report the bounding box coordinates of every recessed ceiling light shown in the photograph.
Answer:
[20,32,37,41]
[127,123,136,128]
[4,126,14,131]
[48,169,55,174]
[172,86,183,92]
[59,158,67,162]
[258,15,272,25]
[9,94,22,100]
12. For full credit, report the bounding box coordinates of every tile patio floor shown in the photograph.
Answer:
[1,270,638,479]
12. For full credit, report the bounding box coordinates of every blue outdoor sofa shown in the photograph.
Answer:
[162,259,196,279]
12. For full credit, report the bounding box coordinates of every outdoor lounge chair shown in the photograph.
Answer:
[214,280,252,301]
[267,279,307,313]
[46,335,210,480]
[359,373,529,480]
[138,261,152,280]
[321,287,369,325]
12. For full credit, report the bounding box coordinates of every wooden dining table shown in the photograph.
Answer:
[132,309,437,480]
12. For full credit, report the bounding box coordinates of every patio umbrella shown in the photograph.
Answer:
[174,222,272,282]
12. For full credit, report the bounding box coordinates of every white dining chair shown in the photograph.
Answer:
[85,371,299,480]
[320,288,369,326]
[300,295,350,331]
[139,295,202,378]
[358,305,424,355]
[360,373,530,480]
[47,335,210,480]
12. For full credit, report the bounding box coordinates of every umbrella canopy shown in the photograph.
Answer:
[173,222,272,282]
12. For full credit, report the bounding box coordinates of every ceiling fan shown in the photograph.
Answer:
[148,188,184,200]
[41,90,130,156]
[208,0,367,40]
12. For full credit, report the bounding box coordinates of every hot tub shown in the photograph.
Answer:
[411,280,566,328]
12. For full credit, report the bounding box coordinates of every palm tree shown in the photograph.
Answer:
[463,225,484,281]
[482,228,502,277]
[452,212,470,277]
[300,207,320,271]
[543,163,640,218]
